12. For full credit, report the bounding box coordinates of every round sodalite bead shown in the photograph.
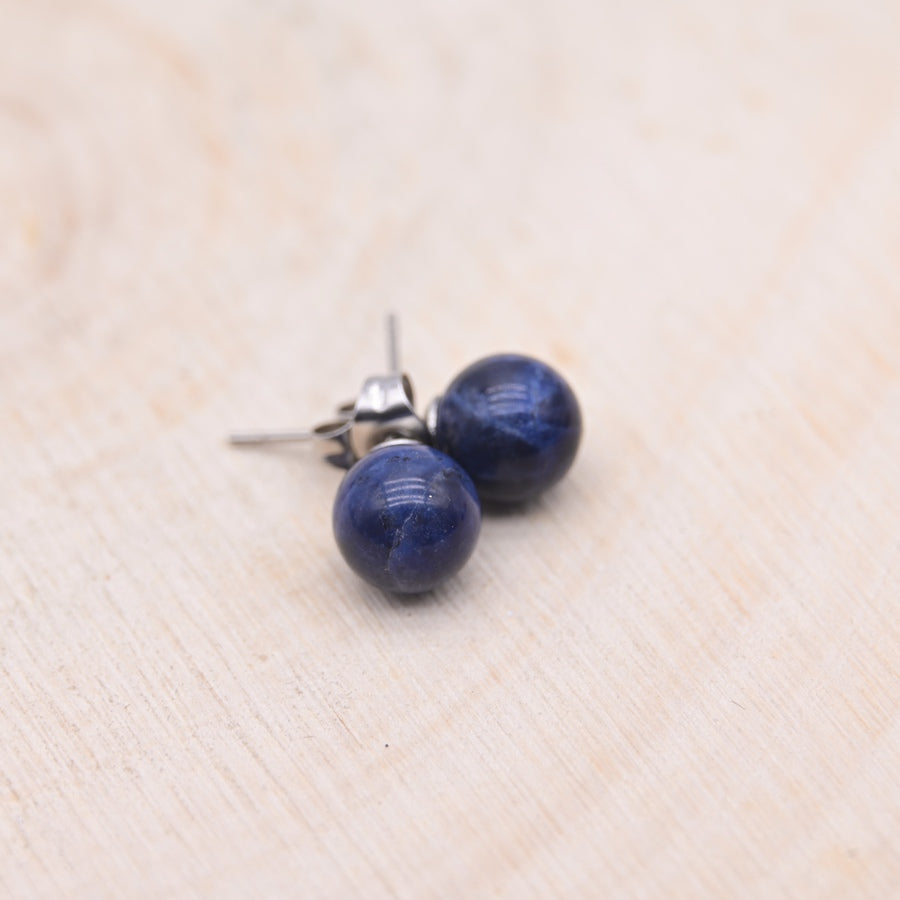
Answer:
[436,354,582,504]
[333,443,481,593]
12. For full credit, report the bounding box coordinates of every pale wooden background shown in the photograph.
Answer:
[1,0,899,897]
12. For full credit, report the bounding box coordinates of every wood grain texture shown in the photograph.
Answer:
[2,1,899,896]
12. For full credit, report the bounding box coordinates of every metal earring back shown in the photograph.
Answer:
[230,315,430,469]
[230,316,481,594]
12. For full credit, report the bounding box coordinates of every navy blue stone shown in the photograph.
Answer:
[436,354,582,504]
[333,444,481,594]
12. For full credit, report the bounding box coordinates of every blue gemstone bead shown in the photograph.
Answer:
[436,354,582,504]
[333,443,481,593]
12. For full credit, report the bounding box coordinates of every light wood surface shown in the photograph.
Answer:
[2,1,899,897]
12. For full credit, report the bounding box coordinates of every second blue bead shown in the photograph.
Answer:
[435,354,582,504]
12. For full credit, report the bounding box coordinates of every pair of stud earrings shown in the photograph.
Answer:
[231,316,582,594]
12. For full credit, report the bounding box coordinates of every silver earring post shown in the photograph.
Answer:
[228,421,352,445]
[386,311,400,374]
[228,313,429,466]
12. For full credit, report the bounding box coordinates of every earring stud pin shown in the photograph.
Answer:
[229,314,428,467]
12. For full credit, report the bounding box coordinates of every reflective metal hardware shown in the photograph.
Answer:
[424,395,441,440]
[229,315,431,468]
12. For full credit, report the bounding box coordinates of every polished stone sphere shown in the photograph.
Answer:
[333,443,481,593]
[435,354,582,504]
